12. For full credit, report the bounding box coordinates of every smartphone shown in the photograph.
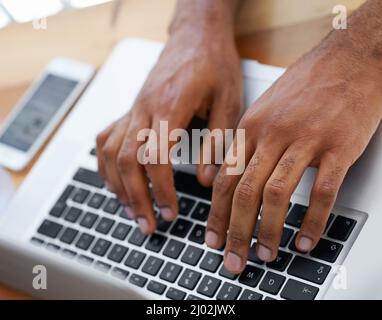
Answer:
[0,58,95,171]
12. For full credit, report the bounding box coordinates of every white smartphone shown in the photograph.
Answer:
[0,58,95,171]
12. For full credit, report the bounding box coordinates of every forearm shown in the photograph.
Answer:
[169,0,241,38]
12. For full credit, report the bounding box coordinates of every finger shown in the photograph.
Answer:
[100,118,130,204]
[258,144,314,262]
[205,137,252,250]
[197,91,241,187]
[96,122,115,187]
[296,153,349,252]
[224,145,283,273]
[117,114,156,234]
[144,118,179,221]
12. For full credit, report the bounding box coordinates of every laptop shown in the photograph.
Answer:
[1,38,382,300]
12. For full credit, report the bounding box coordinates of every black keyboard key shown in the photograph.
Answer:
[60,227,78,244]
[178,196,196,216]
[286,204,307,228]
[325,213,335,232]
[78,255,94,265]
[87,193,106,209]
[174,171,212,200]
[288,256,331,284]
[37,220,63,238]
[156,216,172,232]
[160,262,182,283]
[178,269,201,290]
[62,249,77,258]
[58,185,75,203]
[90,147,97,156]
[147,280,167,295]
[91,238,111,256]
[111,267,129,280]
[94,261,112,272]
[188,224,205,244]
[72,188,90,204]
[187,295,204,300]
[49,202,67,218]
[327,215,356,241]
[129,274,147,288]
[80,212,98,229]
[266,250,292,272]
[310,238,343,263]
[73,168,104,189]
[103,198,120,214]
[111,222,131,240]
[181,245,204,266]
[95,217,114,235]
[239,289,263,300]
[200,252,223,273]
[264,296,277,300]
[219,266,239,280]
[170,218,192,238]
[166,288,186,300]
[190,202,210,222]
[64,207,82,223]
[128,227,148,246]
[217,283,242,300]
[280,228,294,247]
[163,239,185,259]
[119,208,132,220]
[107,244,128,263]
[46,243,60,251]
[31,237,44,245]
[145,233,167,253]
[259,272,286,295]
[76,233,95,250]
[239,265,264,287]
[124,250,146,269]
[248,243,264,265]
[197,276,221,298]
[142,256,164,276]
[288,234,303,253]
[281,279,318,300]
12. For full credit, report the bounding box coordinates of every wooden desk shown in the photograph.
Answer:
[0,0,354,299]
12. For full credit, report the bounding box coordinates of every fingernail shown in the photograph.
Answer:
[161,207,174,220]
[204,165,219,183]
[226,252,243,273]
[124,206,135,220]
[298,236,313,252]
[138,217,149,233]
[257,245,272,261]
[205,230,219,248]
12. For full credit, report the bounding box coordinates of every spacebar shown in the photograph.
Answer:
[73,168,104,188]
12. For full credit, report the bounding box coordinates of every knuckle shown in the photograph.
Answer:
[264,178,287,202]
[314,181,337,202]
[258,226,278,245]
[213,170,232,195]
[116,151,135,172]
[234,181,256,207]
[102,145,117,161]
[228,227,249,248]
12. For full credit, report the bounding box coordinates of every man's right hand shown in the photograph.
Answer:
[96,0,242,234]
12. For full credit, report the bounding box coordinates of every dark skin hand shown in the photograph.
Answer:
[96,0,242,233]
[206,0,382,273]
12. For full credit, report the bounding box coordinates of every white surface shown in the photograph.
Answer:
[1,0,63,22]
[0,167,14,214]
[1,38,382,299]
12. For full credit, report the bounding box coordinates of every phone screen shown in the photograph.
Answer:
[0,74,78,152]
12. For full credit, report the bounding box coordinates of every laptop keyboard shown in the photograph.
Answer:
[31,151,362,300]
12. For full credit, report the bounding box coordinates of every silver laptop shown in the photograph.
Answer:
[1,38,382,300]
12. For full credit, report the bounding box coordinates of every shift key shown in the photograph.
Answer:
[287,256,331,285]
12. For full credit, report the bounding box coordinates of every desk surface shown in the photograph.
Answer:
[0,1,336,299]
